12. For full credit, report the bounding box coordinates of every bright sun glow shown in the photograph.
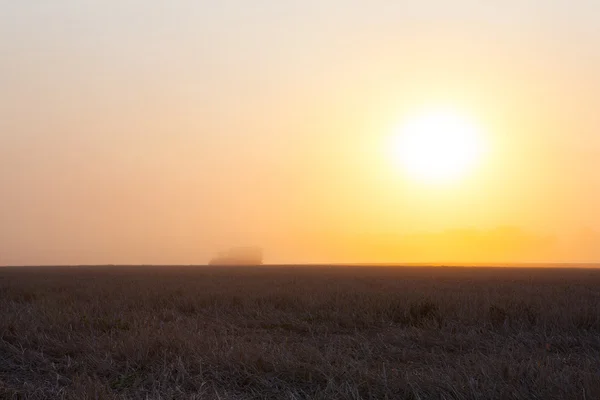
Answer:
[391,110,486,184]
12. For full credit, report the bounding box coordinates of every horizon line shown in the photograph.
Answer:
[2,262,600,269]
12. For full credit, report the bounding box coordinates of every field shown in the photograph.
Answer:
[1,265,599,399]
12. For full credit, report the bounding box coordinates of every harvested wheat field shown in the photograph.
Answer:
[1,265,599,399]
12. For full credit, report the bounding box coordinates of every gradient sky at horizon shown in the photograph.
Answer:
[1,1,600,265]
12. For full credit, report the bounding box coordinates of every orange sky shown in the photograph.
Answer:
[1,2,600,265]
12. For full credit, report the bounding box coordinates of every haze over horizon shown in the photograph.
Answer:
[2,1,600,265]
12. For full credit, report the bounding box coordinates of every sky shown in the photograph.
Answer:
[1,1,600,265]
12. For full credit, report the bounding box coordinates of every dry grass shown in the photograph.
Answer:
[1,265,599,399]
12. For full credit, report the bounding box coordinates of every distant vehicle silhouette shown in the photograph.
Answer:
[208,247,263,266]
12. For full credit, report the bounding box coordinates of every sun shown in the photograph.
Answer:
[390,109,486,184]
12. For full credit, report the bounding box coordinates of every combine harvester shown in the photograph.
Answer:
[208,246,264,266]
